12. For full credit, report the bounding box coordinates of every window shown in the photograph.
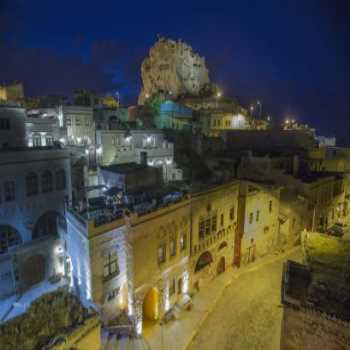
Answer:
[211,215,217,232]
[26,173,39,196]
[65,117,71,126]
[169,278,176,296]
[45,135,53,146]
[205,218,211,235]
[199,220,205,239]
[0,225,22,254]
[158,244,166,264]
[33,134,42,147]
[180,233,187,251]
[41,171,53,192]
[75,118,81,126]
[249,212,254,224]
[56,169,66,191]
[220,214,224,226]
[170,238,176,257]
[0,118,10,129]
[292,217,296,229]
[256,210,260,222]
[230,207,235,221]
[269,200,273,213]
[4,181,15,201]
[103,251,119,279]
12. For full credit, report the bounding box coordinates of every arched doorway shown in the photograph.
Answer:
[32,211,66,239]
[195,251,213,273]
[21,254,46,289]
[143,287,159,321]
[217,257,225,275]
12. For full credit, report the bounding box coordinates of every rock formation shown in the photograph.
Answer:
[138,37,210,104]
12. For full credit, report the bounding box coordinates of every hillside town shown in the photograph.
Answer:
[1,37,350,350]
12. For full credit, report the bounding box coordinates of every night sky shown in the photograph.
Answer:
[1,0,349,144]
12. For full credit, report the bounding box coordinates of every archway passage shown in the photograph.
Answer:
[0,225,22,254]
[217,256,225,275]
[21,254,46,289]
[195,251,213,273]
[143,287,159,321]
[32,211,66,239]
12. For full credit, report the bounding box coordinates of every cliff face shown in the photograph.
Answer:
[138,38,210,104]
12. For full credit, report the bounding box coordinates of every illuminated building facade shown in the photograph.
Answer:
[0,148,71,299]
[96,129,183,182]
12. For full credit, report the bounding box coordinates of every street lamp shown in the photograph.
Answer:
[216,91,222,108]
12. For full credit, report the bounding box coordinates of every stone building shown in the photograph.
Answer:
[0,102,26,149]
[25,112,61,147]
[235,181,281,266]
[58,105,95,146]
[138,38,209,104]
[0,82,24,102]
[66,179,295,334]
[0,148,71,299]
[96,129,183,182]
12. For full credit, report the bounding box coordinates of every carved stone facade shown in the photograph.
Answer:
[138,38,210,104]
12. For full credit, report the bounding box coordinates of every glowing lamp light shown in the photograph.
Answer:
[146,136,152,143]
[77,137,82,143]
[59,138,65,144]
[285,119,290,124]
[96,146,103,155]
[145,93,150,99]
[216,92,222,98]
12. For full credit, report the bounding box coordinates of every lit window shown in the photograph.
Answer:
[158,244,166,264]
[26,173,39,196]
[180,233,187,251]
[41,171,53,192]
[4,181,15,201]
[170,238,176,257]
[249,212,254,224]
[256,210,260,222]
[230,207,235,221]
[104,251,119,279]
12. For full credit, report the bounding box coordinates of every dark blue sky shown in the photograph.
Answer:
[1,0,349,143]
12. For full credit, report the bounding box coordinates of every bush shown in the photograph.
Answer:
[0,288,87,350]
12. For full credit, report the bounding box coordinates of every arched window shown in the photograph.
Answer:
[41,171,53,192]
[218,241,228,251]
[33,211,62,239]
[26,172,39,196]
[0,225,22,254]
[195,251,213,273]
[56,169,66,191]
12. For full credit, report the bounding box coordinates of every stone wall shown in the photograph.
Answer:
[281,304,350,350]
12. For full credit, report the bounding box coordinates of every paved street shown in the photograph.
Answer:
[188,249,302,350]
